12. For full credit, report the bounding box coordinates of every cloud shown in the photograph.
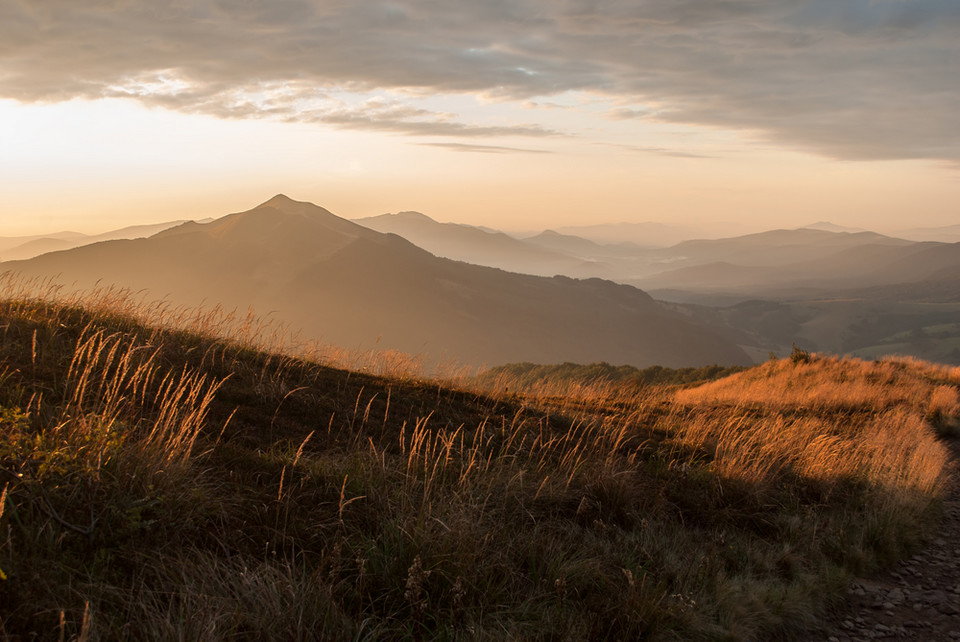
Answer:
[101,76,561,137]
[608,107,652,120]
[419,142,551,154]
[2,0,958,160]
[603,143,711,159]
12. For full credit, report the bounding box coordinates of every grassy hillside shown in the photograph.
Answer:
[0,282,956,640]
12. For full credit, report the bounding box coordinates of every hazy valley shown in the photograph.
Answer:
[356,209,960,366]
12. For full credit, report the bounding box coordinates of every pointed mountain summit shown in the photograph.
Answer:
[262,193,299,207]
[154,193,377,267]
[203,194,361,237]
[4,197,751,369]
[255,194,343,221]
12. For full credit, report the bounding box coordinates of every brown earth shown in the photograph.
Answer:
[806,437,960,641]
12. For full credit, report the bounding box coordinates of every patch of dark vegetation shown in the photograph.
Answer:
[473,360,747,396]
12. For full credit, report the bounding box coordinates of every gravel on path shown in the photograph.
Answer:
[805,437,960,641]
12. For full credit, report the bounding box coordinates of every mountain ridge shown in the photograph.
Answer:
[3,196,750,369]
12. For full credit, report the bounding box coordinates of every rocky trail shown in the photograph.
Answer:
[808,438,960,641]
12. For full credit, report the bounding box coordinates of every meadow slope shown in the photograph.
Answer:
[0,285,956,640]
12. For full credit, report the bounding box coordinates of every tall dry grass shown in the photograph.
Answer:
[670,354,955,494]
[459,349,956,627]
[0,308,226,550]
[60,324,224,470]
[1,274,956,640]
[0,271,431,381]
[676,353,960,413]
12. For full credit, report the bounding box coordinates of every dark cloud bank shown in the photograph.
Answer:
[3,0,958,161]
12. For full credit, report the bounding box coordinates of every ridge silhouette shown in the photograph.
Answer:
[3,196,750,369]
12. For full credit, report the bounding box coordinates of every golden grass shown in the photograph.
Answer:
[62,324,225,471]
[0,271,431,381]
[668,354,954,496]
[676,354,960,412]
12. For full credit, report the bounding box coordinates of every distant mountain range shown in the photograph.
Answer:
[353,211,591,277]
[629,228,939,292]
[549,221,749,247]
[5,199,960,367]
[351,210,960,364]
[0,220,213,261]
[893,223,960,244]
[353,211,960,296]
[3,196,749,369]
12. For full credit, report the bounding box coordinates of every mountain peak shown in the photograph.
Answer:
[251,194,340,222]
[260,194,301,208]
[394,211,436,223]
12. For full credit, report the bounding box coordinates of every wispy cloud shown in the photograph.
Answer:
[604,143,712,159]
[419,142,551,154]
[2,0,958,159]
[101,77,561,137]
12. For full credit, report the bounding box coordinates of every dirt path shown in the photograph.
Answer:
[807,438,960,641]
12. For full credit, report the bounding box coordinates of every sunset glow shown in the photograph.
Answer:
[1,1,958,236]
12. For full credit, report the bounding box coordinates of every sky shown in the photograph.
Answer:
[1,0,959,237]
